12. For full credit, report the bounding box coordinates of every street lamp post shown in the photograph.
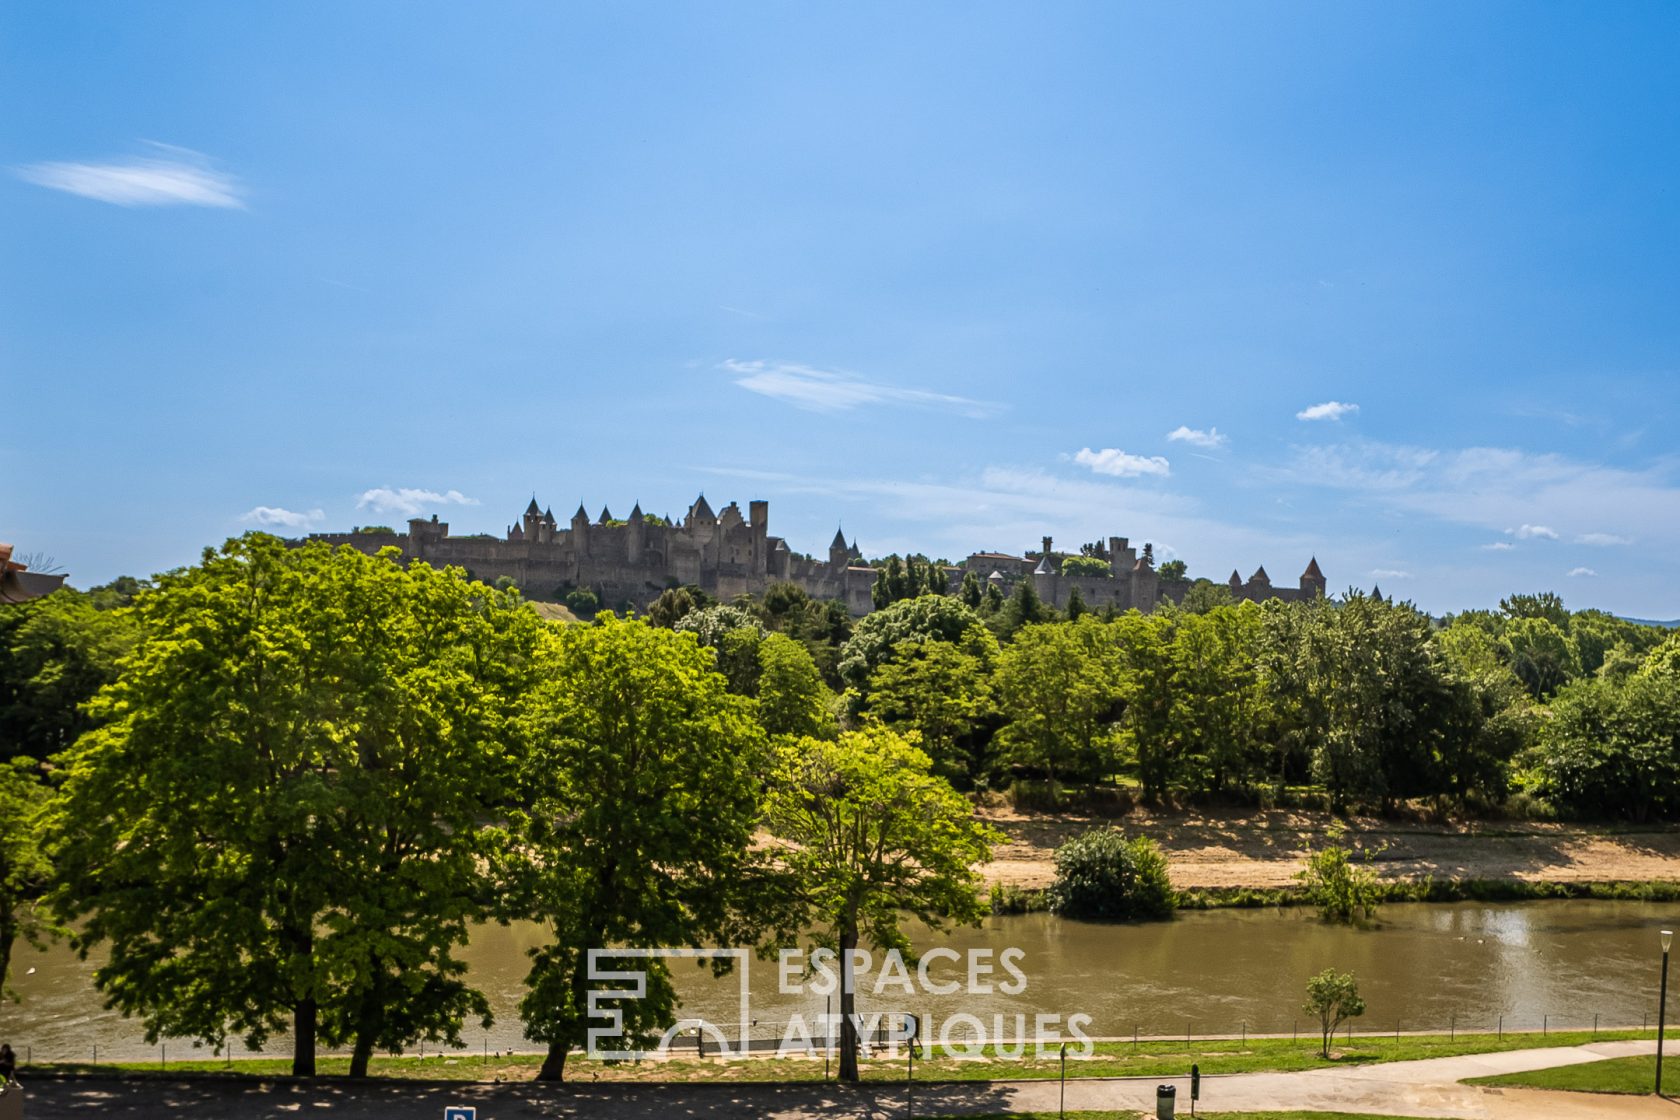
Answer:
[1659,929,1673,1097]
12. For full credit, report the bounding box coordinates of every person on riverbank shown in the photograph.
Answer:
[0,1042,15,1083]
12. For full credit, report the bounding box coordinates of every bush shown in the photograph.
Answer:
[564,587,600,616]
[1296,822,1382,924]
[1046,828,1174,921]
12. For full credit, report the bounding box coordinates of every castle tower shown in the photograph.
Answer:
[749,500,769,573]
[522,497,542,540]
[571,503,589,554]
[686,494,716,530]
[626,502,645,564]
[1300,556,1326,598]
[1108,535,1136,576]
[599,505,614,525]
[1228,569,1244,601]
[1130,542,1159,610]
[828,527,849,571]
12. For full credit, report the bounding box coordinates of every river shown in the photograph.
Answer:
[2,901,1674,1062]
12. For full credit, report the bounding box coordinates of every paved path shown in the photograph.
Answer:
[9,1040,1674,1119]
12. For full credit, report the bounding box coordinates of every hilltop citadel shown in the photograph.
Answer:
[308,493,1328,615]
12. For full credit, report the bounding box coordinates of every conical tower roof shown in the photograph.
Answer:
[690,494,715,520]
[599,505,613,524]
[1303,556,1324,579]
[629,502,644,521]
[525,497,542,516]
[1250,565,1270,583]
[830,527,848,550]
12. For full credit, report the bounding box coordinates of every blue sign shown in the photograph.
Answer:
[444,1109,476,1120]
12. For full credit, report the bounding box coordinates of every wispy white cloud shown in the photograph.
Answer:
[1568,567,1598,578]
[1296,401,1360,422]
[1166,425,1228,449]
[1481,541,1515,551]
[1576,532,1632,546]
[1371,568,1412,579]
[242,506,324,529]
[357,487,479,518]
[1512,524,1558,540]
[17,144,243,208]
[1073,447,1171,478]
[724,359,1001,418]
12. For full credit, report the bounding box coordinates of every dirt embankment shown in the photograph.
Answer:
[979,805,1680,890]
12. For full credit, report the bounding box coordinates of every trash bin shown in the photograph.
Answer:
[0,1080,23,1120]
[1155,1081,1176,1119]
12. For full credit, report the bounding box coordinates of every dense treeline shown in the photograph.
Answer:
[646,578,1679,820]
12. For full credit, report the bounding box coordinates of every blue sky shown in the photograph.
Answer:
[4,2,1678,616]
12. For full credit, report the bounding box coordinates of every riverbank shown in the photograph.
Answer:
[980,806,1680,891]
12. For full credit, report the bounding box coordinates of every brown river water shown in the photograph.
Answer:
[2,901,1675,1063]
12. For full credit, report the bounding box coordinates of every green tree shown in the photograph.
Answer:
[0,588,139,762]
[1180,578,1233,614]
[1065,584,1088,620]
[837,594,984,693]
[1112,611,1179,799]
[1060,555,1111,578]
[1502,616,1580,699]
[1167,606,1269,794]
[756,632,836,738]
[47,535,542,1076]
[959,570,983,609]
[992,578,1054,640]
[647,586,704,629]
[1157,559,1188,581]
[762,728,999,1082]
[0,757,54,999]
[1304,969,1366,1058]
[865,635,997,783]
[995,617,1123,789]
[1432,623,1532,807]
[1529,658,1680,822]
[1046,828,1174,922]
[1499,591,1569,628]
[507,616,768,1081]
[1296,823,1382,924]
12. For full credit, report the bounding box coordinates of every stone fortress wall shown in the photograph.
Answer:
[305,493,1326,616]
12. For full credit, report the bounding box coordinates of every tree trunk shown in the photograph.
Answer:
[838,922,860,1082]
[293,996,318,1076]
[348,1031,376,1079]
[536,1042,568,1082]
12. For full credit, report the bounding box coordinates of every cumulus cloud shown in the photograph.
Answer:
[1073,447,1171,478]
[1166,425,1228,449]
[1481,541,1515,551]
[1568,567,1598,578]
[242,506,324,529]
[357,487,479,518]
[724,359,1001,418]
[16,144,244,208]
[1296,401,1360,422]
[1371,568,1412,579]
[1576,532,1632,546]
[1512,524,1559,540]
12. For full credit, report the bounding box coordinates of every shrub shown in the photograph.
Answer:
[1046,828,1174,921]
[1296,822,1382,924]
[564,587,600,616]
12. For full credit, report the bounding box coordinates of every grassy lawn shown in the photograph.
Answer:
[1465,1054,1661,1094]
[30,1028,1653,1084]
